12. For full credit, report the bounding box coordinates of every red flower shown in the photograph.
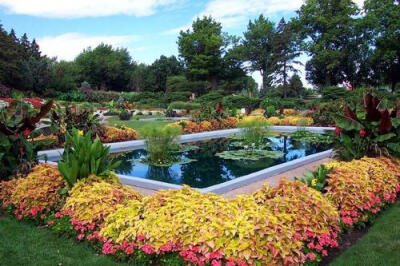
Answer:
[19,146,24,154]
[77,234,85,241]
[334,127,342,135]
[23,128,31,137]
[359,129,366,137]
[141,244,154,255]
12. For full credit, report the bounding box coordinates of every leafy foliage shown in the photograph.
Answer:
[62,176,141,225]
[9,164,66,218]
[324,157,400,228]
[332,93,400,160]
[99,126,138,143]
[58,129,121,188]
[0,99,54,180]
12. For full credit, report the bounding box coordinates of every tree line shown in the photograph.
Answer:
[0,0,399,98]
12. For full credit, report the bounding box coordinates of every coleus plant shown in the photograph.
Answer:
[331,93,400,160]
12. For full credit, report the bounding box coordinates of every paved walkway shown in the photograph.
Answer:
[126,157,332,198]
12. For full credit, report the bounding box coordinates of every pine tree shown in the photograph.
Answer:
[272,18,301,98]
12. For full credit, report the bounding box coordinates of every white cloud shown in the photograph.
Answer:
[37,33,140,61]
[199,0,303,28]
[0,0,180,18]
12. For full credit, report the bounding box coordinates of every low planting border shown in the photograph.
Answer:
[40,126,334,194]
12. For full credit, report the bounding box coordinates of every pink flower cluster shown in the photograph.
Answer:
[13,203,47,220]
[179,248,246,266]
[302,230,340,262]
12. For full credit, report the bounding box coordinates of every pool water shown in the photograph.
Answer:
[113,136,331,188]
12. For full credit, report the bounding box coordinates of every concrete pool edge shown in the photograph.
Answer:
[39,126,334,194]
[38,126,334,161]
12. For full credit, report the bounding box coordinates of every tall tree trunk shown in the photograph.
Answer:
[210,74,217,90]
[261,70,267,94]
[283,62,287,98]
[391,80,397,93]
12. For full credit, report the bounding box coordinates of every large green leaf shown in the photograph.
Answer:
[373,133,396,142]
[331,113,364,131]
[387,142,400,154]
[391,118,400,128]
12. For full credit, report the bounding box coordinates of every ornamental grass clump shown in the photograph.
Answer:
[141,125,181,166]
[62,175,142,225]
[324,157,400,227]
[100,186,305,265]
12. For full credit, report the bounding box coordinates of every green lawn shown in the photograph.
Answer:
[0,216,123,266]
[106,116,172,136]
[330,201,400,266]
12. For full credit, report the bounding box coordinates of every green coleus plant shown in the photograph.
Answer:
[331,93,400,161]
[58,129,121,188]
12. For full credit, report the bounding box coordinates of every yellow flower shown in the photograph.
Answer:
[311,178,317,186]
[78,130,84,136]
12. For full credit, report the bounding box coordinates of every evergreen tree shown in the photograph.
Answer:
[272,18,301,98]
[241,15,275,94]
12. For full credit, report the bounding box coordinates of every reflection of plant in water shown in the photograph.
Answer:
[141,126,181,166]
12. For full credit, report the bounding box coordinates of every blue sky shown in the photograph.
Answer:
[0,0,364,88]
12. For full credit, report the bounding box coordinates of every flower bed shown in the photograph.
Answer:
[1,157,400,265]
[0,97,44,109]
[168,117,239,134]
[99,126,139,143]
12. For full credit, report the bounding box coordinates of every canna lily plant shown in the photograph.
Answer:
[331,93,400,160]
[58,128,121,188]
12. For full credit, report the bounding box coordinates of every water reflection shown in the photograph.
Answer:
[113,136,331,188]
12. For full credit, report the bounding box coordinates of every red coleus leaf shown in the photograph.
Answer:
[378,109,392,134]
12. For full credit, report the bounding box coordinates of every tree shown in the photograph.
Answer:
[296,0,359,86]
[48,60,79,92]
[178,16,227,90]
[272,18,301,98]
[20,56,51,93]
[241,15,275,94]
[0,25,21,87]
[147,55,183,92]
[75,43,134,91]
[364,0,400,91]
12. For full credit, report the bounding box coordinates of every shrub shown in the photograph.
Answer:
[118,110,132,121]
[55,90,86,102]
[141,126,181,166]
[101,186,305,265]
[323,157,400,228]
[50,106,103,144]
[167,101,201,111]
[58,129,121,188]
[10,164,66,218]
[222,95,261,112]
[100,126,138,143]
[320,86,349,101]
[63,176,141,225]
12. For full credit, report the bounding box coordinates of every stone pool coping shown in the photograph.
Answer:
[39,126,334,194]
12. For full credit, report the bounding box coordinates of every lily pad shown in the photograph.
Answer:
[215,149,284,161]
